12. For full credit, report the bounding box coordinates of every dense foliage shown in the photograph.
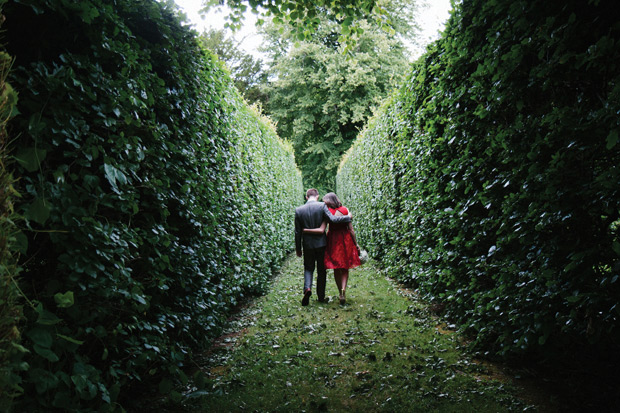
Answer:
[0,1,23,409]
[203,0,392,47]
[264,12,412,193]
[3,0,301,410]
[339,0,620,369]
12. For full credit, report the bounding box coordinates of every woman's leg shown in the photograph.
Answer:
[333,269,342,292]
[341,269,349,293]
[337,268,348,304]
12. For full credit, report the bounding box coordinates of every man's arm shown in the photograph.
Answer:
[304,221,327,234]
[322,204,352,224]
[294,211,303,256]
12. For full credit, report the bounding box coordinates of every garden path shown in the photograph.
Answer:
[187,255,557,412]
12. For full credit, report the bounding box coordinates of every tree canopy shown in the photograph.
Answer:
[199,28,268,106]
[262,10,413,192]
[202,0,393,47]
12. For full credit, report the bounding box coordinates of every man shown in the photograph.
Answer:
[295,188,352,306]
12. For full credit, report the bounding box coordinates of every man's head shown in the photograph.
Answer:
[306,188,319,200]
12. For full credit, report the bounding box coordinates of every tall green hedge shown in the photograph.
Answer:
[0,1,24,410]
[339,0,620,363]
[4,0,301,410]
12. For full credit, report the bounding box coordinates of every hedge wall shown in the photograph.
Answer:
[338,0,620,364]
[0,0,23,410]
[3,0,301,410]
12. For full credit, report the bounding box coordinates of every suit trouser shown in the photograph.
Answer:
[303,246,326,299]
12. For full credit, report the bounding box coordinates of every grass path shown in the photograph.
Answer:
[186,255,545,412]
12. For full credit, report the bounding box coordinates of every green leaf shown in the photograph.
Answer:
[79,4,100,24]
[15,147,47,172]
[27,327,53,348]
[36,309,62,326]
[607,130,618,149]
[29,368,59,393]
[170,390,182,403]
[34,344,60,362]
[54,291,75,308]
[159,378,173,395]
[71,374,97,399]
[57,334,84,345]
[14,230,28,255]
[104,163,127,190]
[25,197,51,225]
[11,341,31,354]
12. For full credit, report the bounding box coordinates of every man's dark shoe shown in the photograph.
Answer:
[302,289,311,306]
[317,296,330,303]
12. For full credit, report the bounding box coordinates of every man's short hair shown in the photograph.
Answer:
[306,188,319,199]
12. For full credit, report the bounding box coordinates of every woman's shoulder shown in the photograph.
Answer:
[337,206,348,215]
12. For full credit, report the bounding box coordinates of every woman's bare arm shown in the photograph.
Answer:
[348,222,360,251]
[303,221,327,234]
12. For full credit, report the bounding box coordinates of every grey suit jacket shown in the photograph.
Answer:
[295,200,351,251]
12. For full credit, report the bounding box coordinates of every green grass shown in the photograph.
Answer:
[185,255,539,412]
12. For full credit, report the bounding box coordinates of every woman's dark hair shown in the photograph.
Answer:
[323,192,342,209]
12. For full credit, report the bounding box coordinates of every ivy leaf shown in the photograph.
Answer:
[58,334,84,345]
[78,4,100,24]
[103,163,127,191]
[14,230,29,255]
[29,368,59,394]
[15,147,47,172]
[26,327,53,348]
[170,390,182,403]
[54,291,75,308]
[34,345,60,362]
[25,197,51,225]
[71,374,98,399]
[606,130,618,150]
[11,342,31,354]
[159,378,173,395]
[36,308,63,325]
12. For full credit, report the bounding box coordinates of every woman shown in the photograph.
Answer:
[304,192,361,304]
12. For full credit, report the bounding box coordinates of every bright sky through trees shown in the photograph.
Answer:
[173,0,453,59]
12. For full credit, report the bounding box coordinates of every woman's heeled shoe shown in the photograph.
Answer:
[339,289,346,305]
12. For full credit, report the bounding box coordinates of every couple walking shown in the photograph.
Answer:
[294,188,361,306]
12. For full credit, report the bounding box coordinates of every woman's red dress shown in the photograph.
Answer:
[324,206,361,269]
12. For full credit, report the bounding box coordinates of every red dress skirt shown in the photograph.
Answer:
[324,206,361,269]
